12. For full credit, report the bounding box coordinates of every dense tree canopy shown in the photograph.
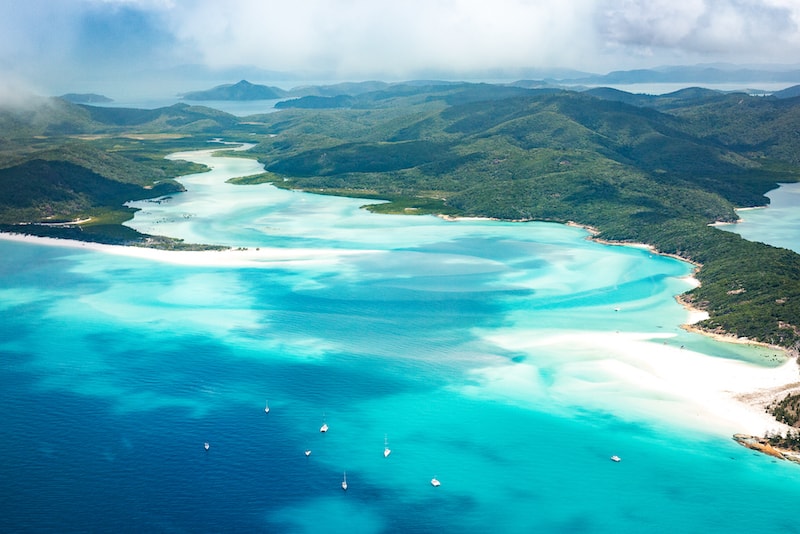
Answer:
[1,83,799,349]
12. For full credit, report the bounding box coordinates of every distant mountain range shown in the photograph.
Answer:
[177,64,800,103]
[179,79,403,101]
[566,65,800,85]
[3,79,800,350]
[60,93,113,104]
[772,85,800,98]
[180,80,287,100]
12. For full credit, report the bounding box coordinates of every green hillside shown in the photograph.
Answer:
[181,80,286,100]
[0,159,181,219]
[1,84,799,351]
[245,87,800,351]
[0,97,246,245]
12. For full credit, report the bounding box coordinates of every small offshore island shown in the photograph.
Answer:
[2,80,800,458]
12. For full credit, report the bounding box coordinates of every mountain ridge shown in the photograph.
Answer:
[1,81,798,350]
[180,79,287,100]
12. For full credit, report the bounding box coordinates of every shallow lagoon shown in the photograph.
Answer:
[2,146,800,533]
[719,181,800,253]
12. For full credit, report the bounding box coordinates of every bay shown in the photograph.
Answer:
[718,182,800,253]
[1,145,799,533]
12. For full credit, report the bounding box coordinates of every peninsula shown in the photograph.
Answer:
[1,81,799,376]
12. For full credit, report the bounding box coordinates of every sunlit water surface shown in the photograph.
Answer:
[718,182,800,253]
[2,145,800,533]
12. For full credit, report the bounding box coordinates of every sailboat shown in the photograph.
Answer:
[264,400,270,414]
[320,414,328,433]
[341,471,348,491]
[383,434,391,458]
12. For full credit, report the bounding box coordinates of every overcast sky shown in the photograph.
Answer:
[2,0,800,96]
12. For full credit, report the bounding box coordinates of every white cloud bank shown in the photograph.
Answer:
[165,0,601,77]
[1,0,799,91]
[600,0,800,61]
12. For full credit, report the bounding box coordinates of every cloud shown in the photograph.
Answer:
[0,1,80,71]
[162,0,603,78]
[156,0,800,75]
[597,0,800,64]
[0,2,206,84]
[1,0,799,94]
[74,3,177,68]
[0,76,51,109]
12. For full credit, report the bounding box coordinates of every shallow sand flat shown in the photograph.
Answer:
[4,229,795,439]
[0,232,383,269]
[473,329,798,437]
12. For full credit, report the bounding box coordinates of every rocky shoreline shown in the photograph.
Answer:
[733,433,800,464]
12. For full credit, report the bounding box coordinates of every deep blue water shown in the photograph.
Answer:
[3,148,800,533]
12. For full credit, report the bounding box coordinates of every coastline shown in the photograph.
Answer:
[567,220,706,269]
[4,215,798,451]
[479,327,799,439]
[567,219,796,352]
[564,220,800,440]
[733,434,800,463]
[309,186,800,462]
[0,231,381,268]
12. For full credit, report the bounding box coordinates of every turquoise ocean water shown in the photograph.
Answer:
[2,146,800,533]
[718,181,800,254]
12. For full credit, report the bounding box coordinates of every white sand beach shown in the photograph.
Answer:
[0,231,381,269]
[4,230,797,440]
[474,327,799,437]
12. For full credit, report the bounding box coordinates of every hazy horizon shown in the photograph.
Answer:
[9,69,800,107]
[3,1,800,100]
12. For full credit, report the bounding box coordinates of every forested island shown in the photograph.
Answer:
[2,82,799,404]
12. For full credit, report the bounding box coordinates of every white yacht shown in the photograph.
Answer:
[430,476,440,487]
[305,449,312,457]
[610,455,621,462]
[320,414,328,433]
[264,400,270,414]
[204,442,210,451]
[384,435,391,458]
[341,471,348,491]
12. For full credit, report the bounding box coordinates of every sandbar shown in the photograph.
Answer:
[476,326,798,437]
[0,231,381,268]
[3,230,797,440]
